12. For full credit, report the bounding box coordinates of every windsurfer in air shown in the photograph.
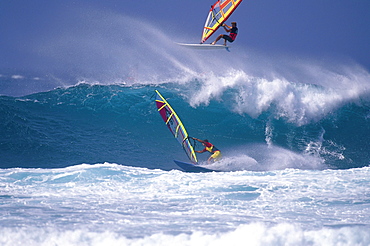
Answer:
[210,22,238,46]
[192,138,222,163]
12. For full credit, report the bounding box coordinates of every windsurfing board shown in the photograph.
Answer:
[176,43,230,52]
[174,160,219,173]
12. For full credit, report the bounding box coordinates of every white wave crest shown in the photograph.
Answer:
[186,64,370,126]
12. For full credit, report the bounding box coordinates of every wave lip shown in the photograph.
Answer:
[187,67,370,126]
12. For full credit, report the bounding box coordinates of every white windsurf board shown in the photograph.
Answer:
[176,43,230,51]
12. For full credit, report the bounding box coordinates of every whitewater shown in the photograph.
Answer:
[1,12,370,246]
[1,164,370,245]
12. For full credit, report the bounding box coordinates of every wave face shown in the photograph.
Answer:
[0,78,369,170]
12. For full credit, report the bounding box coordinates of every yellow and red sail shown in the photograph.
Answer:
[201,0,243,44]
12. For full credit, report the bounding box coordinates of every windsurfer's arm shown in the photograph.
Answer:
[222,23,232,32]
[195,149,206,153]
[192,138,209,153]
[192,137,205,144]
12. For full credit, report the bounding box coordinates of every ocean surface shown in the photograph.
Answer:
[1,65,370,245]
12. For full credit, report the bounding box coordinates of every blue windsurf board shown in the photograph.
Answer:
[174,160,218,173]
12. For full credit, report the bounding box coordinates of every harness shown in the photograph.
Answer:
[205,144,220,153]
[229,27,238,41]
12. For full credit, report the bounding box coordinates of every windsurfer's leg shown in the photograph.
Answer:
[211,34,223,45]
[223,35,233,46]
[209,151,222,163]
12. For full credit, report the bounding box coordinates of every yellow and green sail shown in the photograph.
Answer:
[155,90,198,164]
